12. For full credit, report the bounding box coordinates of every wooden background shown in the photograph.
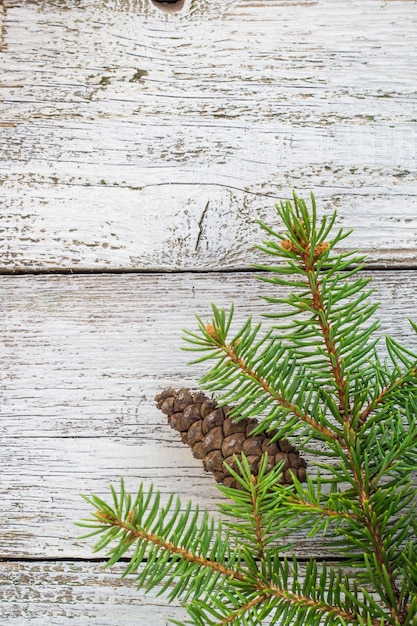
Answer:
[1,0,417,622]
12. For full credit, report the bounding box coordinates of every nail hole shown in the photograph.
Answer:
[151,0,185,13]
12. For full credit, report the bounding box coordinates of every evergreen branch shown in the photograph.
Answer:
[300,252,348,416]
[365,413,417,489]
[217,454,298,562]
[265,194,408,620]
[79,479,387,626]
[257,193,376,408]
[286,495,361,525]
[263,586,381,626]
[189,579,376,626]
[222,339,341,443]
[343,423,404,622]
[358,366,417,428]
[80,192,417,625]
[218,594,269,625]
[224,455,273,562]
[201,322,343,445]
[100,514,245,582]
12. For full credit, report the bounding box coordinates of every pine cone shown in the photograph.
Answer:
[155,388,307,489]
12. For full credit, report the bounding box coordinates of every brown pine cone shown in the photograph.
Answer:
[155,388,307,489]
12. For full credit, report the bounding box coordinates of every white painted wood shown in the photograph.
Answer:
[2,271,416,439]
[0,559,342,626]
[1,0,417,270]
[0,560,185,625]
[0,1,4,49]
[1,271,416,561]
[2,0,417,621]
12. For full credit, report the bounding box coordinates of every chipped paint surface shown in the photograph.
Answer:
[1,0,417,622]
[1,273,416,525]
[1,0,417,270]
[0,561,185,623]
[1,270,417,622]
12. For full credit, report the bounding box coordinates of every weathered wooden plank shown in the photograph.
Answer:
[2,271,417,437]
[1,0,417,270]
[0,560,185,625]
[1,271,416,560]
[0,435,228,558]
[0,0,4,49]
[0,559,342,626]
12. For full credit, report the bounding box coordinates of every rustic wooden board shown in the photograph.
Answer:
[0,559,341,626]
[2,0,417,622]
[1,271,416,561]
[1,0,417,270]
[0,560,185,625]
[2,270,417,438]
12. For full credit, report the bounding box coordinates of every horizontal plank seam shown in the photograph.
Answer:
[0,556,352,564]
[2,265,417,277]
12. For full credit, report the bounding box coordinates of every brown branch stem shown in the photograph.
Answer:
[219,595,269,625]
[344,425,403,622]
[303,252,349,418]
[358,367,417,427]
[249,481,267,562]
[222,342,343,444]
[98,511,379,626]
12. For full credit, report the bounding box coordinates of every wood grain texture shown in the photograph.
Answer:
[1,0,417,270]
[1,271,416,561]
[0,559,341,626]
[1,0,417,622]
[0,560,185,625]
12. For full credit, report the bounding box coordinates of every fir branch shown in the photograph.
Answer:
[216,454,298,562]
[358,366,417,428]
[218,594,269,625]
[219,333,342,445]
[342,422,405,622]
[79,192,417,625]
[187,313,343,446]
[286,494,361,526]
[97,511,246,582]
[257,193,412,620]
[297,245,348,416]
[263,586,381,626]
[79,480,384,626]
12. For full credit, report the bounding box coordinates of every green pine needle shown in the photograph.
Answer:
[78,192,417,626]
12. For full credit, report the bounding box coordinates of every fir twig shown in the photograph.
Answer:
[78,473,385,626]
[79,192,417,626]
[215,331,343,444]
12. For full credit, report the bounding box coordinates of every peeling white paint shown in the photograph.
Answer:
[2,0,417,622]
[1,0,417,270]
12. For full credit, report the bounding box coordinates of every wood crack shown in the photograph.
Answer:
[195,200,210,252]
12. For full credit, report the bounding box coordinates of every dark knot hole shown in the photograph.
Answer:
[151,0,185,12]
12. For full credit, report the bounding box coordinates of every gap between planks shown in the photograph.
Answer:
[2,264,417,276]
